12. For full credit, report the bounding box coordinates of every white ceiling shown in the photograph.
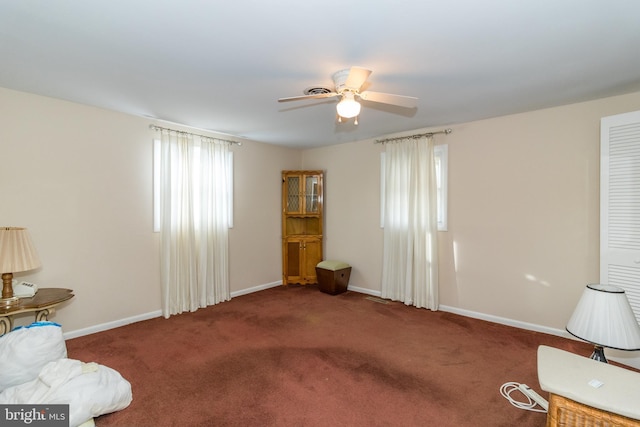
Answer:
[1,1,639,148]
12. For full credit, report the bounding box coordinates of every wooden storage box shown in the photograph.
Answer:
[546,394,640,427]
[316,260,351,295]
[538,345,640,427]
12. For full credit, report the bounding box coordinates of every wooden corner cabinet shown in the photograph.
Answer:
[282,170,324,285]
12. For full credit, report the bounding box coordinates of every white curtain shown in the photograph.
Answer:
[159,130,230,318]
[381,136,439,310]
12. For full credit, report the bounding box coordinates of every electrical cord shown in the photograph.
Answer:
[500,382,548,413]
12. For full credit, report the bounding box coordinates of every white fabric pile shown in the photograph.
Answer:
[0,322,132,427]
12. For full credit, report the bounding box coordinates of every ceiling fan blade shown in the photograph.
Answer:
[359,91,418,108]
[278,92,339,102]
[344,67,372,90]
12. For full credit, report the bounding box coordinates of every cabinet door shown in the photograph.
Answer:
[283,172,322,215]
[284,238,302,285]
[601,110,640,323]
[283,237,322,285]
[284,174,303,214]
[302,238,322,283]
[304,174,320,214]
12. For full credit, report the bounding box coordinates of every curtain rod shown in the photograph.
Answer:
[374,128,452,144]
[149,125,242,146]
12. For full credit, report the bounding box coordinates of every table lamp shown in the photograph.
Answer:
[0,227,42,308]
[566,284,640,363]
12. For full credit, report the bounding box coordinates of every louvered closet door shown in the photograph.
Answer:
[601,110,640,323]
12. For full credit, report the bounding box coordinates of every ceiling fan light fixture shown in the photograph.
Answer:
[279,67,417,125]
[336,92,361,119]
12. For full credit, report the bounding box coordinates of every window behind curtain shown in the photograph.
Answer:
[153,139,233,232]
[380,144,448,231]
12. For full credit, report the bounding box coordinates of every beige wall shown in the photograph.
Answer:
[304,91,640,332]
[229,139,301,291]
[0,87,301,333]
[3,84,640,339]
[301,141,385,294]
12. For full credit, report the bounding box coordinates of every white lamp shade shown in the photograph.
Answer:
[0,227,41,274]
[566,284,640,351]
[336,92,361,119]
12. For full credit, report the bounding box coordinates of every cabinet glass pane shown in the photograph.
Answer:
[287,176,300,212]
[305,175,319,213]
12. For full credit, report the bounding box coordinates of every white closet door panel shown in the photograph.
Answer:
[608,264,640,324]
[601,110,640,322]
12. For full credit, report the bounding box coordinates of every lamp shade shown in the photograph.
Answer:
[0,227,41,274]
[566,284,640,351]
[336,92,361,119]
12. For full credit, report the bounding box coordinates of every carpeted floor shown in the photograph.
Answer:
[66,284,591,426]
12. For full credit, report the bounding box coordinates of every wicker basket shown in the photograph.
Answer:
[547,394,640,427]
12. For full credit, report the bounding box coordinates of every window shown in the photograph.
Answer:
[153,139,233,232]
[380,143,448,231]
[434,144,448,231]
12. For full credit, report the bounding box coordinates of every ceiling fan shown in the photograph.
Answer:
[278,67,418,124]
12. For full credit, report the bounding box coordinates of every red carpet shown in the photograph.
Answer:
[66,285,591,426]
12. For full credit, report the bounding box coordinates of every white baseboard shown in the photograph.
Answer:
[347,285,380,296]
[348,287,567,337]
[347,289,570,337]
[63,310,163,340]
[438,305,569,338]
[437,305,640,370]
[63,281,283,340]
[230,280,281,298]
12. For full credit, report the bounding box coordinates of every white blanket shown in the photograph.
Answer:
[0,358,132,427]
[0,322,67,391]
